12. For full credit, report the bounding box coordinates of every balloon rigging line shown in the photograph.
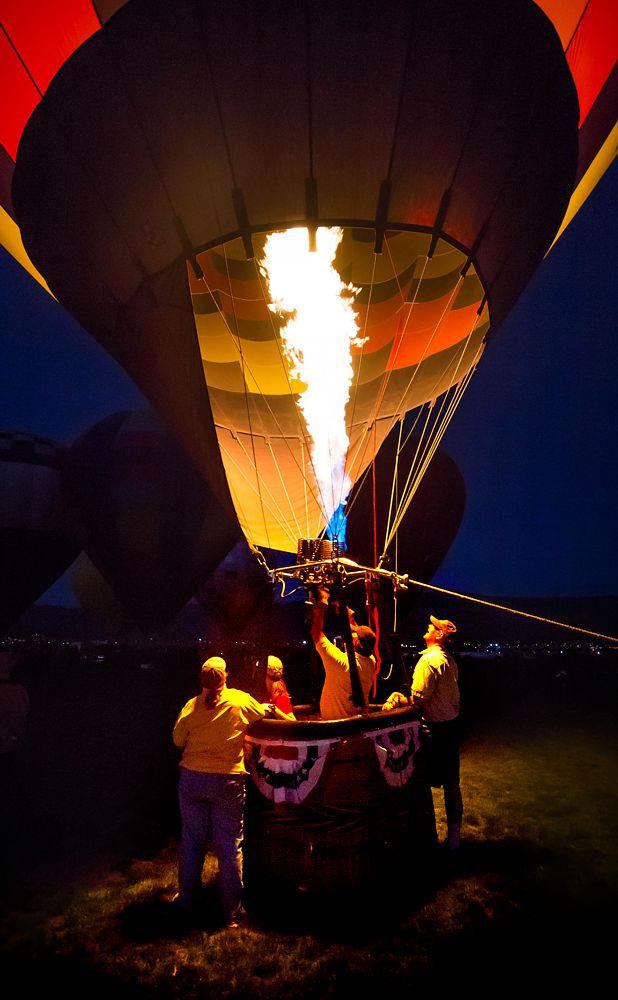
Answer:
[369,419,378,566]
[345,325,481,558]
[397,309,484,464]
[389,270,466,424]
[199,250,321,511]
[380,346,482,559]
[1,21,43,97]
[383,348,482,554]
[219,447,277,552]
[343,248,378,486]
[353,241,430,453]
[382,239,431,374]
[385,416,405,568]
[230,443,300,550]
[347,243,473,495]
[381,398,435,556]
[216,434,301,552]
[351,263,481,558]
[397,336,475,509]
[197,252,329,533]
[345,388,432,529]
[342,417,391,522]
[198,11,238,188]
[343,236,407,484]
[302,439,310,540]
[343,243,431,488]
[402,315,482,464]
[402,578,618,644]
[220,248,271,547]
[265,439,306,542]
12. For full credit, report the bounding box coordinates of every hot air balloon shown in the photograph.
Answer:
[0,430,81,633]
[3,1,610,903]
[63,409,240,630]
[9,0,581,576]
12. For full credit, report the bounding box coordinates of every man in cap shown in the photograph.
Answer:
[310,587,376,719]
[384,615,463,850]
[172,655,267,926]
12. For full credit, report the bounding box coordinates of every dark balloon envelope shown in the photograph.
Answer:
[12,0,580,560]
[63,410,240,630]
[194,539,275,642]
[0,430,81,634]
[345,430,466,583]
[69,551,136,634]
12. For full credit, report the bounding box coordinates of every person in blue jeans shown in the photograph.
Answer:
[172,656,267,926]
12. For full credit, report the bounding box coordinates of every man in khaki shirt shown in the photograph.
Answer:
[384,616,463,850]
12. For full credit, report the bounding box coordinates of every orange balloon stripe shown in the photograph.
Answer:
[386,302,481,371]
[534,1,586,48]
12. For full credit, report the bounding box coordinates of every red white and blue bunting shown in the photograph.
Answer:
[245,735,337,805]
[367,722,421,787]
[246,719,422,803]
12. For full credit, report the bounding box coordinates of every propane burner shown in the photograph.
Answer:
[294,537,340,587]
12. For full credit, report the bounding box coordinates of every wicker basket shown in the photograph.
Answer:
[244,707,437,903]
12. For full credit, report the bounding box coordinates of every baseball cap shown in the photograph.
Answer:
[266,654,283,675]
[354,625,376,656]
[430,615,457,634]
[200,656,227,689]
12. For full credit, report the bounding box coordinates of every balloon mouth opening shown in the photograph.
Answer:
[188,225,489,556]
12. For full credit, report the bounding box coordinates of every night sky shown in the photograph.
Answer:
[1,158,616,608]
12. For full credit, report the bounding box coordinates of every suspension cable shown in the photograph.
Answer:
[216,435,300,552]
[381,326,485,554]
[403,578,618,644]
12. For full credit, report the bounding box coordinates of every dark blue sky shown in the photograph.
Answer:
[1,158,616,605]
[434,158,618,598]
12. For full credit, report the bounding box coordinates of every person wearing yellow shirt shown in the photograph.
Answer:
[172,656,266,925]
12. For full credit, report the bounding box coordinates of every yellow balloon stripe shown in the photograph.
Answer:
[0,205,54,296]
[548,120,618,253]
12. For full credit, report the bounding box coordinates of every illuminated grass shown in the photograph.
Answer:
[2,713,616,998]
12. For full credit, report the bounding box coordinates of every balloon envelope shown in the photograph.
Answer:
[0,430,81,633]
[69,550,136,635]
[2,0,613,280]
[12,0,580,557]
[194,539,274,642]
[63,410,240,630]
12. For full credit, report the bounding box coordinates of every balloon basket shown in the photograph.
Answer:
[243,708,437,913]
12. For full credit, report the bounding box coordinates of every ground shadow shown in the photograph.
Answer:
[117,884,227,941]
[243,836,560,941]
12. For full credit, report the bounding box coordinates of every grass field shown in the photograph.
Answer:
[1,647,616,998]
